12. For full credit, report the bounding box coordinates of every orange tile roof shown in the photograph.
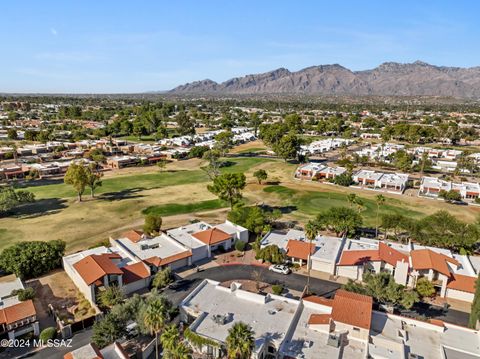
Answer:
[447,273,476,293]
[410,249,459,277]
[192,228,231,245]
[331,289,372,330]
[378,242,409,266]
[0,300,36,325]
[308,314,331,325]
[337,250,380,266]
[73,253,123,286]
[428,319,445,327]
[144,250,192,268]
[285,240,316,261]
[121,262,150,284]
[303,295,334,307]
[122,229,144,243]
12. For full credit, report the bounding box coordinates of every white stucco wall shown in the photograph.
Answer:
[445,289,474,303]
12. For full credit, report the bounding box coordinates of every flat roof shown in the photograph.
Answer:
[182,280,299,350]
[310,236,344,262]
[116,233,188,261]
[167,222,211,250]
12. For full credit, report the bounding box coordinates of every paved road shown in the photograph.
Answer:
[20,264,469,359]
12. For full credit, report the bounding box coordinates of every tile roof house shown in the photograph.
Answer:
[191,227,233,257]
[64,342,129,359]
[0,275,39,339]
[285,239,316,266]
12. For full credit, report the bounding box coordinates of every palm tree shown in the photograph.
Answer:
[304,220,318,295]
[375,194,386,239]
[226,322,255,359]
[144,298,168,359]
[160,324,180,352]
[347,193,357,208]
[355,197,365,213]
[164,342,192,359]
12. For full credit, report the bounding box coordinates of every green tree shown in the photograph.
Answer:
[439,189,462,203]
[226,322,255,359]
[304,220,318,293]
[152,267,174,290]
[7,128,18,140]
[85,164,103,198]
[143,297,169,359]
[346,193,357,208]
[255,245,285,264]
[176,111,196,136]
[332,173,354,186]
[160,324,179,353]
[0,240,65,279]
[375,194,386,238]
[207,173,246,209]
[92,312,126,348]
[469,273,480,328]
[214,131,234,156]
[315,206,362,236]
[0,186,35,215]
[143,214,163,235]
[64,163,88,202]
[98,286,125,308]
[273,133,300,161]
[202,149,222,180]
[157,159,168,172]
[415,277,436,298]
[253,169,268,184]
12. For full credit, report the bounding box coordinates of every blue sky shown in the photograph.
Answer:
[1,1,479,93]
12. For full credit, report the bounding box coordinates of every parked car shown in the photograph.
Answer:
[168,279,191,290]
[268,264,291,275]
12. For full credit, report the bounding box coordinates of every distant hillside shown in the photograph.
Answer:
[170,61,480,98]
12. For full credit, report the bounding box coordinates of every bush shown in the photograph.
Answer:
[39,327,57,342]
[272,284,283,295]
[332,173,354,187]
[255,245,285,264]
[234,240,246,252]
[152,267,174,289]
[415,277,436,298]
[12,287,35,301]
[143,214,163,235]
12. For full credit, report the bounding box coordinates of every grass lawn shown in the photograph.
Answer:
[236,147,267,154]
[143,199,228,217]
[263,185,423,226]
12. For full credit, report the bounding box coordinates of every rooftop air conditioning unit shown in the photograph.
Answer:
[327,334,340,348]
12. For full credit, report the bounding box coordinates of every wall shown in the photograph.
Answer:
[311,259,333,274]
[123,277,150,294]
[63,259,95,304]
[336,265,361,280]
[445,289,474,303]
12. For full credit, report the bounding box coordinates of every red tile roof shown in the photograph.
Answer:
[308,314,331,325]
[411,249,459,277]
[447,273,476,293]
[378,242,409,266]
[303,295,334,307]
[122,229,144,243]
[337,250,380,266]
[121,262,150,284]
[286,240,316,261]
[0,300,36,325]
[73,253,123,286]
[338,243,408,267]
[144,250,192,268]
[331,289,372,330]
[192,228,231,245]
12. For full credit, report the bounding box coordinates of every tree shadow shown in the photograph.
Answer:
[99,187,146,201]
[11,198,68,218]
[16,178,64,188]
[259,204,298,214]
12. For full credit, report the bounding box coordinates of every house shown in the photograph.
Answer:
[112,231,193,273]
[0,275,39,339]
[352,170,409,193]
[419,176,480,200]
[106,155,139,169]
[181,278,480,359]
[191,227,233,257]
[285,239,316,266]
[64,342,129,359]
[295,163,325,180]
[316,166,346,180]
[336,242,410,285]
[63,246,142,305]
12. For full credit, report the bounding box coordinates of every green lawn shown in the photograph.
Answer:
[236,147,267,154]
[142,199,228,217]
[263,185,423,225]
[21,157,274,200]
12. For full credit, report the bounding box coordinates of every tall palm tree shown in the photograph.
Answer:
[144,298,168,359]
[375,194,386,239]
[304,220,318,295]
[164,342,192,359]
[226,322,255,359]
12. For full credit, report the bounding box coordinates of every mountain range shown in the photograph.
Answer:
[170,61,480,98]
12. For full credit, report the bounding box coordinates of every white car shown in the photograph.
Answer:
[268,264,291,275]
